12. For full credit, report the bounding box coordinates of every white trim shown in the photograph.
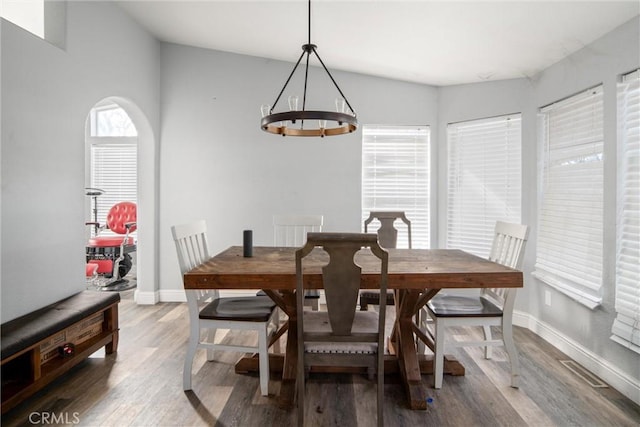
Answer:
[156,289,186,302]
[134,289,160,305]
[532,272,601,309]
[513,310,640,406]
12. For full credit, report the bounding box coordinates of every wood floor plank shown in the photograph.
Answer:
[2,291,638,427]
[470,348,556,426]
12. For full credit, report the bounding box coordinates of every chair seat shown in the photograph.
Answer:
[199,296,276,322]
[88,236,135,247]
[427,295,503,317]
[303,311,379,354]
[88,259,113,274]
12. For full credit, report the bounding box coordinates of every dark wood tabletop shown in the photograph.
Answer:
[183,246,523,290]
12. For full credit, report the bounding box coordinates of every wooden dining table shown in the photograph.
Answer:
[183,245,523,410]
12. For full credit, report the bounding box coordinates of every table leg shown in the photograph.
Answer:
[395,289,427,409]
[263,290,297,409]
[278,318,297,408]
[393,288,466,409]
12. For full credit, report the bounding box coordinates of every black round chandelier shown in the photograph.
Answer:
[260,0,357,137]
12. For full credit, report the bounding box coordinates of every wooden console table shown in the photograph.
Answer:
[1,291,120,414]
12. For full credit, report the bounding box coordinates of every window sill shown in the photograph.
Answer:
[532,271,601,310]
[611,315,640,355]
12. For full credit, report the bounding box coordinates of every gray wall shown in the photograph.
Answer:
[528,16,640,385]
[157,43,438,296]
[1,1,160,322]
[437,16,640,393]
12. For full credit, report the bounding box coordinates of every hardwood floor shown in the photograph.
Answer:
[3,290,639,426]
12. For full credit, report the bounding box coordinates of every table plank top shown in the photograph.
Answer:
[183,246,523,290]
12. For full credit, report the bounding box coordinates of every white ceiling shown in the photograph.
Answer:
[116,1,639,86]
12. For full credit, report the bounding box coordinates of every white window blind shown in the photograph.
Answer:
[534,86,604,309]
[361,125,430,248]
[446,114,522,258]
[612,70,640,353]
[88,104,138,236]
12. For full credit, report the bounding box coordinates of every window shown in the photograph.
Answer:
[1,0,44,38]
[534,86,604,309]
[361,125,430,248]
[446,114,522,258]
[1,0,66,48]
[87,103,138,236]
[91,105,137,137]
[611,70,640,353]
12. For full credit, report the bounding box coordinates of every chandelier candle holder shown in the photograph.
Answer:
[260,0,357,137]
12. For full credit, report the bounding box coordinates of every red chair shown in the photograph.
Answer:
[86,201,137,286]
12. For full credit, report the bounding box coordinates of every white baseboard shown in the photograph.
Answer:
[158,289,187,302]
[513,311,640,406]
[134,290,160,305]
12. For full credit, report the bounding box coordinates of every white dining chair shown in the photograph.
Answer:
[421,221,529,389]
[273,214,323,310]
[172,220,279,395]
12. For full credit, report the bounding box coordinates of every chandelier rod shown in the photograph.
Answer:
[308,0,311,46]
[310,47,356,115]
[269,0,313,114]
[301,50,311,127]
[269,50,306,113]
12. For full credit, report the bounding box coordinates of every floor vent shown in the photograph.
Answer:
[560,360,608,388]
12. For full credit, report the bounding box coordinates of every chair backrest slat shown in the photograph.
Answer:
[488,221,529,269]
[483,221,529,307]
[364,211,412,249]
[273,215,323,247]
[171,220,217,306]
[296,232,388,337]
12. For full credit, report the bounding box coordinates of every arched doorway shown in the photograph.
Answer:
[85,97,157,303]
